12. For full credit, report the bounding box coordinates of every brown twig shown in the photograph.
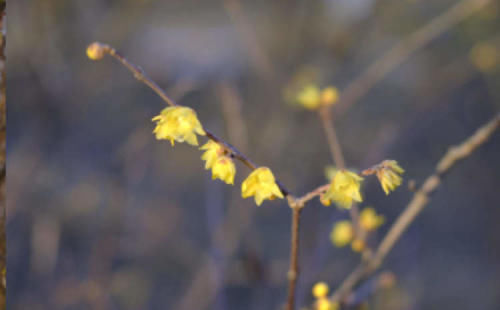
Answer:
[336,0,493,117]
[286,205,303,310]
[330,114,500,304]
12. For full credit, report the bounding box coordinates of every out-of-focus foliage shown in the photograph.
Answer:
[7,0,500,309]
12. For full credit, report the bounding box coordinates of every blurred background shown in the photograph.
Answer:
[7,0,500,309]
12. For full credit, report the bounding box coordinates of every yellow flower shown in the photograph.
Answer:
[241,167,284,206]
[296,84,321,110]
[152,106,205,146]
[211,156,236,185]
[320,87,339,106]
[359,207,384,232]
[322,170,363,209]
[200,141,236,185]
[330,220,353,247]
[376,160,404,195]
[200,140,224,169]
[312,282,329,298]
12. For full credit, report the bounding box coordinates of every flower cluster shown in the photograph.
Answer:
[321,170,363,209]
[151,105,283,205]
[330,207,384,252]
[312,282,338,310]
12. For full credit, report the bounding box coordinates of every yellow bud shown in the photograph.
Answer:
[320,87,339,106]
[86,42,107,60]
[351,239,365,252]
[312,282,329,298]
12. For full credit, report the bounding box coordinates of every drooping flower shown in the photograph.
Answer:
[359,207,384,232]
[211,156,236,185]
[152,106,205,146]
[241,167,284,206]
[200,140,224,169]
[321,170,363,209]
[312,282,329,299]
[200,140,236,185]
[330,220,353,247]
[377,160,404,195]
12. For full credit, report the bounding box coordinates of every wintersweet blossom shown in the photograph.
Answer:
[359,207,384,232]
[330,220,353,247]
[377,160,404,195]
[200,140,224,169]
[241,167,284,206]
[200,140,236,184]
[152,106,205,146]
[322,170,363,209]
[211,156,236,185]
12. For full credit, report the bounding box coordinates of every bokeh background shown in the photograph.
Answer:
[7,0,500,309]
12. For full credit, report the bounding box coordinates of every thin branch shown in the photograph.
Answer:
[318,106,345,170]
[336,0,493,117]
[330,115,500,304]
[286,206,303,310]
[89,42,291,196]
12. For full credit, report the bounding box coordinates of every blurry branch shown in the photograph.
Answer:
[329,114,500,304]
[0,6,6,309]
[318,107,345,170]
[88,42,291,195]
[223,0,276,81]
[336,0,493,117]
